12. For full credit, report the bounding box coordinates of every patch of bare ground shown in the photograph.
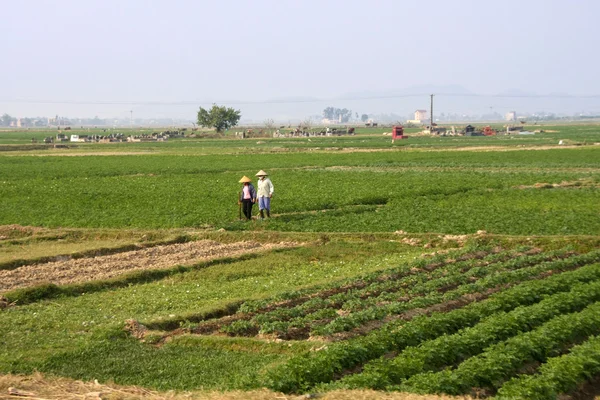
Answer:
[0,374,475,400]
[325,144,585,153]
[0,224,46,238]
[0,240,300,292]
[0,295,11,310]
[322,165,600,174]
[435,144,584,152]
[8,151,155,157]
[559,373,600,400]
[515,178,600,190]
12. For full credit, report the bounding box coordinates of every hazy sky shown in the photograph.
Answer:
[2,0,599,120]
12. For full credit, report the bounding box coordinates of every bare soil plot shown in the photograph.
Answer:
[515,178,600,190]
[0,240,299,292]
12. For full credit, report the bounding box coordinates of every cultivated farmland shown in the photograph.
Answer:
[0,124,599,400]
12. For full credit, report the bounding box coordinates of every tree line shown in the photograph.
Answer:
[322,107,369,123]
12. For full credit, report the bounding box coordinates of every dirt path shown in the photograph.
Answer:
[0,373,471,400]
[0,240,299,292]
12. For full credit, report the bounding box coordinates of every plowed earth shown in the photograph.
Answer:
[0,240,300,292]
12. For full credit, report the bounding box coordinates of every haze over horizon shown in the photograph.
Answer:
[2,0,599,121]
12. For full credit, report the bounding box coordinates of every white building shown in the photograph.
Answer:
[408,109,428,124]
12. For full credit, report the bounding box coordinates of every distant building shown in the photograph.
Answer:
[408,109,428,124]
[415,109,428,121]
[505,111,517,121]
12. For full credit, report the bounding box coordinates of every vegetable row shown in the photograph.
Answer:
[332,278,600,389]
[262,260,600,393]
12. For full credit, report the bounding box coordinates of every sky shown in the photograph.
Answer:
[1,0,600,121]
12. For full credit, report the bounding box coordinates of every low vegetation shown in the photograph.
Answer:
[0,123,598,399]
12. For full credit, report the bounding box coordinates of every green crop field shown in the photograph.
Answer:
[0,123,599,400]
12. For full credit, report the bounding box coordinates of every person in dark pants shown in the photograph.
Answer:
[238,176,256,220]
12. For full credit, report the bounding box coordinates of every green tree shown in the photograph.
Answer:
[1,113,13,126]
[323,107,353,122]
[339,108,352,123]
[361,114,369,122]
[21,117,34,127]
[197,104,241,133]
[322,107,335,120]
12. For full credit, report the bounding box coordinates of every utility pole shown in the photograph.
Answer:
[430,94,434,130]
[130,110,133,129]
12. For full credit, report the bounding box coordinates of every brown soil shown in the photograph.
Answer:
[559,373,600,400]
[0,296,9,310]
[515,178,600,190]
[5,151,155,157]
[0,240,299,293]
[0,224,45,238]
[323,165,600,174]
[321,144,584,153]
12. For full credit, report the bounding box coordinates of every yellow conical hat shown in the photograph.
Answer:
[255,170,268,176]
[239,176,252,183]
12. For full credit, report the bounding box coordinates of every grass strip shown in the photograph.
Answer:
[332,279,600,389]
[397,301,600,395]
[496,335,600,400]
[262,258,600,393]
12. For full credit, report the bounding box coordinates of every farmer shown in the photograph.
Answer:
[238,176,256,220]
[255,170,274,218]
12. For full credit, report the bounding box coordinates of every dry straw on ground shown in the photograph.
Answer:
[0,373,474,400]
[0,240,300,293]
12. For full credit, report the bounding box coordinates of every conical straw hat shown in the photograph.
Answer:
[239,176,252,183]
[255,170,268,176]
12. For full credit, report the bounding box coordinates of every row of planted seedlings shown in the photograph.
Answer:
[495,333,600,400]
[251,247,540,336]
[309,247,580,338]
[328,277,600,391]
[261,252,600,393]
[187,245,503,337]
[221,247,581,340]
[395,300,600,396]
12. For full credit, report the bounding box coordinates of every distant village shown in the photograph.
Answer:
[33,130,187,144]
[2,109,599,131]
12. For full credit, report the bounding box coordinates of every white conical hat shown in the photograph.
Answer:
[239,176,252,183]
[255,170,268,176]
